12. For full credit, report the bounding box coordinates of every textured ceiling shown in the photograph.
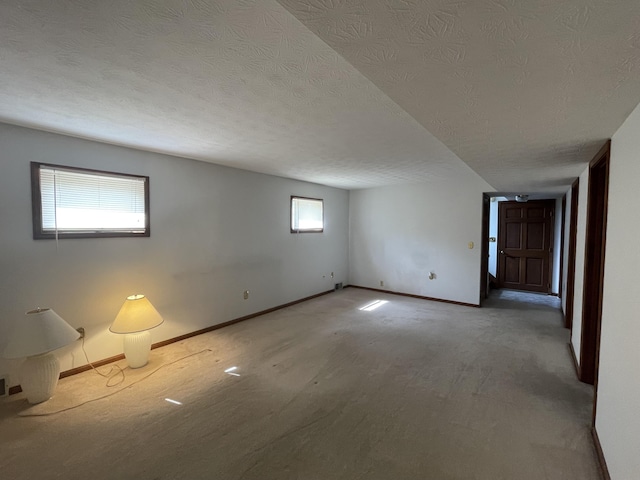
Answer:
[277,0,640,192]
[0,0,476,189]
[1,1,640,192]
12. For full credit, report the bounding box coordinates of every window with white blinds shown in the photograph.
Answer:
[31,163,149,239]
[291,196,323,233]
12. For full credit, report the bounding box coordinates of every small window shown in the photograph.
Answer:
[291,196,323,233]
[31,162,149,239]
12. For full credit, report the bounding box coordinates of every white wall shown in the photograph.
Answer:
[349,168,493,306]
[0,124,349,384]
[595,102,640,479]
[570,166,590,359]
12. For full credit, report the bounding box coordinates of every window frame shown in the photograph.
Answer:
[31,162,150,240]
[290,195,324,234]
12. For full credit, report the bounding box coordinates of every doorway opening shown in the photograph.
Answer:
[482,195,561,304]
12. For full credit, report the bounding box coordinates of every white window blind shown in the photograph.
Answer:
[291,197,323,232]
[39,166,147,233]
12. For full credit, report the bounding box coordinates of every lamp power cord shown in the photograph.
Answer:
[18,347,212,417]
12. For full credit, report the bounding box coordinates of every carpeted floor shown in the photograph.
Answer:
[0,288,600,479]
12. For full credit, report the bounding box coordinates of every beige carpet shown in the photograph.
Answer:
[0,288,600,479]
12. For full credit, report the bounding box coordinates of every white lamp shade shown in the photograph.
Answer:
[3,308,80,359]
[110,295,163,334]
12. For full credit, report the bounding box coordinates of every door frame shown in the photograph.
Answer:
[558,194,566,300]
[565,179,579,329]
[480,194,491,303]
[579,140,611,388]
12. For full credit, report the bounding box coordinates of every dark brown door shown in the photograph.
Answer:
[497,200,555,293]
[580,141,610,388]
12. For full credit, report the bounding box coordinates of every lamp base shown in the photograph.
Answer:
[123,331,152,369]
[20,352,61,404]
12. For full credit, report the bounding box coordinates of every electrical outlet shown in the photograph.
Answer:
[331,272,334,278]
[76,327,85,339]
[243,290,249,300]
[380,280,384,287]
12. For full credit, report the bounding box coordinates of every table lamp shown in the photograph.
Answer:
[110,295,163,369]
[3,308,80,404]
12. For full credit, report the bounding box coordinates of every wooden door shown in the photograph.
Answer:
[498,200,555,293]
[580,141,610,388]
